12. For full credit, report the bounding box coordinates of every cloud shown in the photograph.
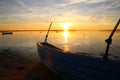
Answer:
[15,0,50,22]
[0,0,120,29]
[86,0,107,3]
[89,0,120,19]
[16,0,36,13]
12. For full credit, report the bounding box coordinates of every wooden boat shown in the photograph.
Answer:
[37,19,120,80]
[2,31,13,35]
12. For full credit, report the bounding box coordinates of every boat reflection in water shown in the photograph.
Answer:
[37,20,120,80]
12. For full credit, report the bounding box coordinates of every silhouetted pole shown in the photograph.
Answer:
[44,22,52,42]
[103,18,120,59]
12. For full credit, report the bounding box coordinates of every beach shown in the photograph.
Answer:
[0,48,66,80]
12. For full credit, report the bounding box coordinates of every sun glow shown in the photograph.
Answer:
[62,22,71,31]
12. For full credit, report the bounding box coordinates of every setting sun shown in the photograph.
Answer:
[62,22,71,31]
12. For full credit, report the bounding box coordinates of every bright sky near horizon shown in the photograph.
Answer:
[0,0,120,30]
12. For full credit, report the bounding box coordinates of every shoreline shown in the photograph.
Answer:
[0,48,66,80]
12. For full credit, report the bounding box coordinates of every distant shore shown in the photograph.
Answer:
[0,29,120,32]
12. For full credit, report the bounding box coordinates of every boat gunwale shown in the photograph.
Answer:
[37,41,63,51]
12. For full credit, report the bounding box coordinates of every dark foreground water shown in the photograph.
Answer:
[0,31,120,60]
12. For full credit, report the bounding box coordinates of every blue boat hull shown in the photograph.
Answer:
[37,42,120,80]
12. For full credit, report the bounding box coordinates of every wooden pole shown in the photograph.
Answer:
[103,18,120,59]
[44,22,52,42]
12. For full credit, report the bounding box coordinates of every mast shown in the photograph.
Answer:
[103,18,120,59]
[44,22,52,42]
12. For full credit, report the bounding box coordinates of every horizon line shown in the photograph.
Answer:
[0,29,120,32]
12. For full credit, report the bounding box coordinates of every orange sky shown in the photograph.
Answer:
[0,19,119,31]
[0,0,120,30]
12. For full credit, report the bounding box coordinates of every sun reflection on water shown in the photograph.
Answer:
[63,31,69,43]
[63,45,70,52]
[62,30,70,52]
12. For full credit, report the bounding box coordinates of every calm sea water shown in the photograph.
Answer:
[0,31,120,60]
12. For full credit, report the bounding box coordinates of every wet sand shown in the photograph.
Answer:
[0,48,66,80]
